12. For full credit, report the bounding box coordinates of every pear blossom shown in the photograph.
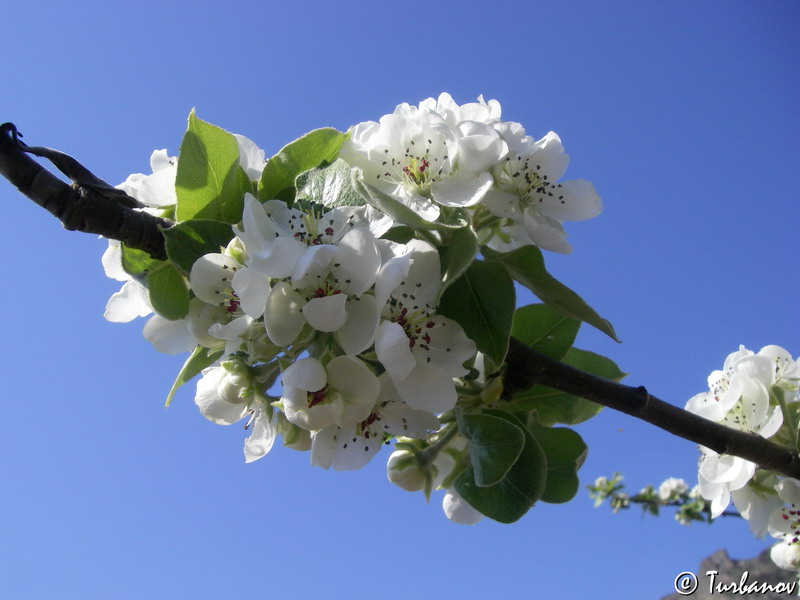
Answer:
[280,356,380,431]
[116,149,178,208]
[769,478,800,571]
[480,128,602,254]
[194,363,277,463]
[310,373,439,471]
[373,239,477,412]
[341,94,508,221]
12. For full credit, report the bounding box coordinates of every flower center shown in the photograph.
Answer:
[500,155,565,209]
[377,139,449,195]
[393,306,435,349]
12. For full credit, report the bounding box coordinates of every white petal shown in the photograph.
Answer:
[292,244,337,288]
[375,321,416,381]
[375,254,412,306]
[334,228,381,295]
[244,410,277,463]
[442,489,484,525]
[337,295,380,355]
[143,314,195,354]
[431,172,493,208]
[393,362,457,412]
[189,254,240,305]
[283,357,327,392]
[195,367,248,425]
[249,236,308,279]
[234,135,266,181]
[104,279,152,323]
[327,356,380,410]
[264,282,306,347]
[547,179,603,221]
[101,240,128,281]
[302,294,348,332]
[231,267,270,318]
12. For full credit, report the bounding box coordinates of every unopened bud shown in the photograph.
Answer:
[387,450,431,492]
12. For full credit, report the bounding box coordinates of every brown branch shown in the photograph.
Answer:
[3,123,799,479]
[504,337,800,479]
[0,123,170,260]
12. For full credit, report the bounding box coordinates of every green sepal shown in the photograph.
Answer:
[456,409,525,487]
[162,219,236,274]
[121,243,161,275]
[258,128,348,203]
[438,259,515,365]
[353,179,469,230]
[295,158,365,209]
[165,345,224,407]
[528,422,588,504]
[146,263,190,320]
[506,348,626,425]
[175,110,249,224]
[511,303,581,360]
[483,244,618,342]
[454,409,547,523]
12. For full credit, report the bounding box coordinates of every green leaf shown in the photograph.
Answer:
[258,128,348,203]
[484,244,618,341]
[353,179,469,230]
[175,111,248,223]
[506,348,625,425]
[163,219,236,274]
[165,345,224,407]
[438,260,515,365]
[439,226,479,295]
[380,225,416,244]
[528,422,588,504]
[146,264,190,320]
[511,303,580,360]
[456,410,525,487]
[121,243,160,275]
[454,409,547,523]
[295,158,365,209]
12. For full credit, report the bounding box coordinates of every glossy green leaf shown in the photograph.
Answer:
[163,219,235,274]
[175,111,248,223]
[454,409,547,523]
[484,244,618,341]
[456,410,525,487]
[506,348,625,425]
[295,158,364,209]
[511,303,580,360]
[165,345,224,407]
[258,128,348,203]
[439,226,479,295]
[146,264,190,320]
[528,423,588,504]
[438,260,515,365]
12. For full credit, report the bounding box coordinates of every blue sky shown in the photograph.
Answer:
[1,1,798,598]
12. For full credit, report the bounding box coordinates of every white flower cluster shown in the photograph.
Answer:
[341,92,602,253]
[101,94,605,523]
[686,344,800,570]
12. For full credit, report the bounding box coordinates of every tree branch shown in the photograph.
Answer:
[3,124,799,479]
[0,123,170,260]
[504,337,800,479]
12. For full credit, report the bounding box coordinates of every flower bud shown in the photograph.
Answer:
[386,450,430,492]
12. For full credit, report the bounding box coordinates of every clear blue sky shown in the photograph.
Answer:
[1,1,798,598]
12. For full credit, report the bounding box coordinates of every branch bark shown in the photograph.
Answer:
[3,124,799,479]
[0,123,170,260]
